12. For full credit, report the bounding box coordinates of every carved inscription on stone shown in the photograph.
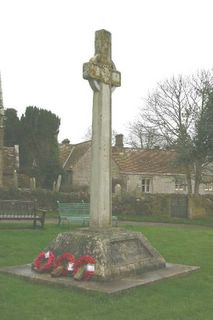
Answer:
[110,238,152,265]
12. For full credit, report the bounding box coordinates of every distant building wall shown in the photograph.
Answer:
[125,174,188,195]
[122,173,213,195]
[3,173,14,187]
[71,148,121,189]
[112,160,120,178]
[59,142,213,195]
[152,175,186,194]
[72,148,91,187]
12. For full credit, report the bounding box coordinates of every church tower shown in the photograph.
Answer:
[0,73,5,186]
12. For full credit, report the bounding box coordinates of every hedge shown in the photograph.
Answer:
[0,188,89,211]
[0,188,212,217]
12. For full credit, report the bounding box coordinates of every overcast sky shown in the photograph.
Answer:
[1,0,213,143]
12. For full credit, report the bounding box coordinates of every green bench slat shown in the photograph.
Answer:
[58,201,89,226]
[57,202,118,226]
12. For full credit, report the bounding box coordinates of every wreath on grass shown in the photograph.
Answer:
[73,255,96,280]
[51,252,75,277]
[32,251,55,273]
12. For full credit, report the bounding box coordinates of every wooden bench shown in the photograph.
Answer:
[0,200,46,228]
[57,201,118,226]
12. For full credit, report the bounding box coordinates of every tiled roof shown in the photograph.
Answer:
[59,140,183,175]
[59,143,73,167]
[59,141,91,169]
[112,147,182,174]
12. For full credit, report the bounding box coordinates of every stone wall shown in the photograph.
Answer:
[188,195,207,219]
[72,148,91,187]
[125,174,187,195]
[3,173,15,188]
[123,173,213,196]
[112,159,120,178]
[72,148,121,189]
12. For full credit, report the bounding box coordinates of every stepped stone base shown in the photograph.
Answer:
[0,227,200,293]
[0,263,199,294]
[46,228,166,281]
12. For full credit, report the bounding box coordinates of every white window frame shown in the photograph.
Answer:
[141,178,151,193]
[175,177,186,191]
[204,183,213,192]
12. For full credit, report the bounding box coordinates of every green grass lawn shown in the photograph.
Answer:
[0,223,213,320]
[118,212,213,226]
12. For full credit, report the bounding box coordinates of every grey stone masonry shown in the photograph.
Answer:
[83,30,121,87]
[83,30,121,229]
[46,228,166,281]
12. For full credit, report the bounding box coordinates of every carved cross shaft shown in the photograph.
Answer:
[83,30,121,88]
[83,30,121,229]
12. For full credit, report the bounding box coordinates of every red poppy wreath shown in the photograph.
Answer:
[51,252,75,277]
[73,255,96,280]
[32,251,55,273]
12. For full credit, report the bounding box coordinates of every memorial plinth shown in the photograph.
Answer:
[46,228,166,281]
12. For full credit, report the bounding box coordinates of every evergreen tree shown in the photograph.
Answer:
[20,106,61,189]
[4,108,21,146]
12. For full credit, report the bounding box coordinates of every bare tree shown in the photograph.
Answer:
[128,70,213,194]
[83,126,119,145]
[127,119,166,148]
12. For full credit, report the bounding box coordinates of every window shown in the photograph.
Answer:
[204,184,213,192]
[175,178,186,191]
[142,178,151,193]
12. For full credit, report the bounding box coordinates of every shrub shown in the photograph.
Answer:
[113,194,173,217]
[0,187,89,210]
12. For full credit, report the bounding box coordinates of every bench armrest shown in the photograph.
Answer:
[37,209,46,227]
[37,208,47,214]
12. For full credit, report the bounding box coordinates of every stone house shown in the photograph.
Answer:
[59,135,213,195]
[0,75,27,188]
[59,140,91,190]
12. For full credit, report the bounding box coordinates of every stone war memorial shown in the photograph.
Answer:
[47,29,166,280]
[0,30,199,293]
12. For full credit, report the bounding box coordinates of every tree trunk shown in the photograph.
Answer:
[185,166,192,195]
[194,161,202,195]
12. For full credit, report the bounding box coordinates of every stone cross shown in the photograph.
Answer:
[83,30,121,228]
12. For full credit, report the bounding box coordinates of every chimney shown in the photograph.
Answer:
[115,134,124,147]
